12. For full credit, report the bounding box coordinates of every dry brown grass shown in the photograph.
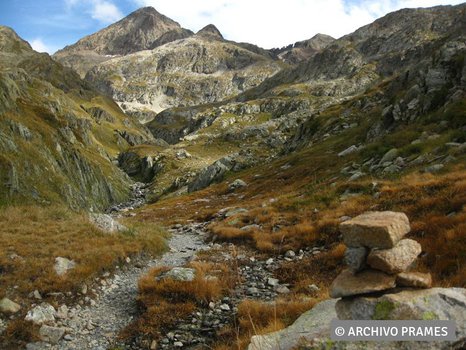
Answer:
[0,205,167,347]
[122,260,237,343]
[0,205,167,299]
[214,297,318,350]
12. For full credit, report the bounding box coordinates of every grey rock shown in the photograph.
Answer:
[250,288,466,349]
[224,208,248,217]
[247,299,337,350]
[338,145,358,157]
[344,247,368,272]
[267,278,279,287]
[188,157,234,192]
[336,287,466,322]
[158,267,196,282]
[284,250,296,258]
[0,297,21,314]
[276,285,291,294]
[54,257,77,276]
[25,303,56,325]
[89,213,127,233]
[424,164,444,173]
[228,179,247,191]
[39,325,65,344]
[379,148,399,164]
[348,171,365,181]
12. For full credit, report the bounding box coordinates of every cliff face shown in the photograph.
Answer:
[85,35,283,122]
[0,26,155,209]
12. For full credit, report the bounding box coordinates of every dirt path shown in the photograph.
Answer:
[28,225,209,350]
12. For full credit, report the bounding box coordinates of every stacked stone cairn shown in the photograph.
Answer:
[330,211,432,319]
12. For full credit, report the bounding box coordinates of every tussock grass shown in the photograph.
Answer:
[122,260,237,342]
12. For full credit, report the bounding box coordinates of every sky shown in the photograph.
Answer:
[0,0,464,54]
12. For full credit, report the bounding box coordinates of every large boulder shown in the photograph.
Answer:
[336,288,466,322]
[89,213,127,233]
[188,156,234,192]
[330,269,396,298]
[248,299,337,350]
[340,211,410,248]
[367,239,422,274]
[248,288,466,350]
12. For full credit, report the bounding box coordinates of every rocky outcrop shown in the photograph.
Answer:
[0,26,156,210]
[270,33,335,65]
[85,35,282,120]
[188,156,235,193]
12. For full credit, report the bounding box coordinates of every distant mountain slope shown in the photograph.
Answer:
[0,26,155,209]
[237,4,466,102]
[85,34,283,122]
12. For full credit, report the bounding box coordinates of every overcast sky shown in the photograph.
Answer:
[0,0,464,54]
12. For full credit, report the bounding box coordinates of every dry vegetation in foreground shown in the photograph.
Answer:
[130,105,465,348]
[0,205,167,346]
[214,297,319,350]
[134,163,465,348]
[121,260,237,345]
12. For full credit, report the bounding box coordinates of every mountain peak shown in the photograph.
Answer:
[196,24,223,39]
[54,6,182,56]
[0,25,33,54]
[295,33,335,50]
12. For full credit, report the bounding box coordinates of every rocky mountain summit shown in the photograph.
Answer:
[54,7,192,77]
[196,24,224,40]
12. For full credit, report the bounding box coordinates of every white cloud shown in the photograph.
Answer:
[91,0,123,24]
[133,0,464,48]
[30,38,53,54]
[65,0,123,24]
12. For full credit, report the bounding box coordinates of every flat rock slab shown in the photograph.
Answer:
[249,288,466,350]
[396,272,432,288]
[340,211,410,248]
[248,299,337,350]
[367,238,421,274]
[336,287,466,321]
[330,269,396,298]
